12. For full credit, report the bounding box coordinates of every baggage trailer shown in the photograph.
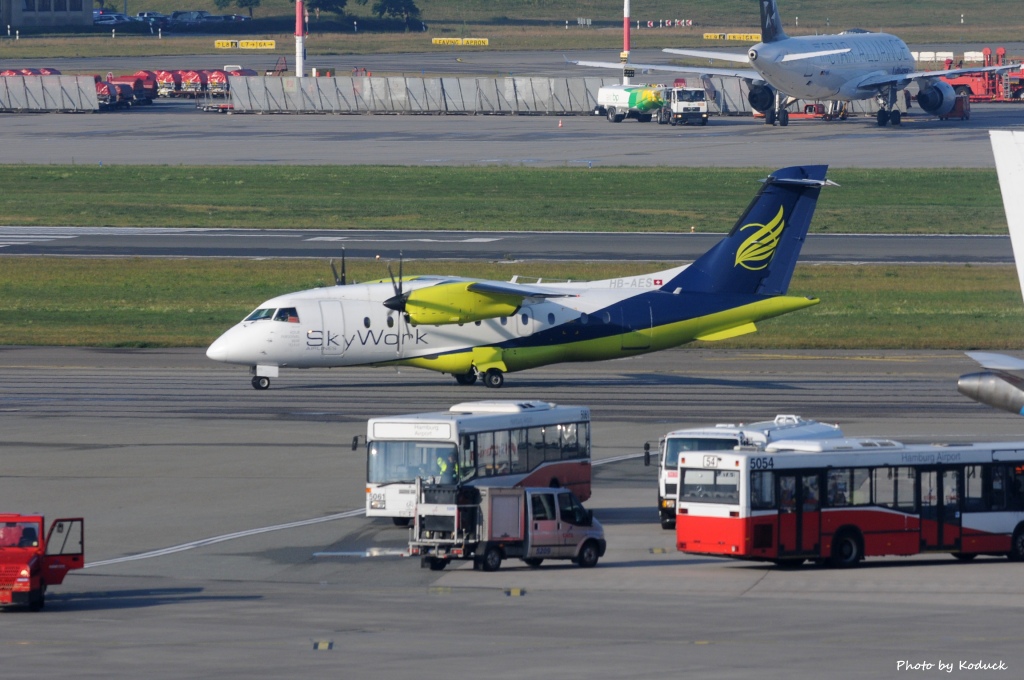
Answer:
[0,515,84,611]
[408,480,605,572]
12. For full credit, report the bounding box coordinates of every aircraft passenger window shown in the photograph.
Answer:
[579,314,589,325]
[600,311,611,324]
[387,316,394,328]
[500,317,507,326]
[521,314,528,326]
[547,313,555,325]
[363,317,371,328]
[274,308,299,323]
[245,308,276,322]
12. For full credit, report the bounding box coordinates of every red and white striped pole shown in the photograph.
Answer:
[295,0,305,78]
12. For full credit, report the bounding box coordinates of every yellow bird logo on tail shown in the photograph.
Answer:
[735,206,785,270]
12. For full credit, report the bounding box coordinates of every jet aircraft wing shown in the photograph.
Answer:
[854,63,1021,90]
[965,352,1024,373]
[570,58,763,81]
[663,47,850,64]
[467,280,577,300]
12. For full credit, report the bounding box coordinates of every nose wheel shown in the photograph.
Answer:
[251,376,270,390]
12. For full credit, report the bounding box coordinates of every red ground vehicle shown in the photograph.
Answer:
[0,515,84,611]
[155,70,182,97]
[941,47,1024,101]
[109,75,157,104]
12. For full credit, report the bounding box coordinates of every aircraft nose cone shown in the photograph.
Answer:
[206,338,228,362]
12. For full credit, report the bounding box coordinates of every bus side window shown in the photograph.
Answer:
[827,469,850,507]
[850,468,872,506]
[461,435,477,481]
[510,429,529,474]
[874,467,917,510]
[965,465,985,512]
[1010,465,1024,511]
[750,470,775,509]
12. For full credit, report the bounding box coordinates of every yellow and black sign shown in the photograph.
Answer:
[703,33,726,40]
[240,40,276,50]
[431,38,489,46]
[216,40,276,50]
[726,33,761,42]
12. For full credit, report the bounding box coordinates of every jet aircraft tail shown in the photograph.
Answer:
[759,0,788,43]
[664,165,829,296]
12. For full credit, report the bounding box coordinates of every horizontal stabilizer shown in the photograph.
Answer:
[696,322,757,342]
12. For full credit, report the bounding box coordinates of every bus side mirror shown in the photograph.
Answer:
[351,435,359,451]
[643,442,650,467]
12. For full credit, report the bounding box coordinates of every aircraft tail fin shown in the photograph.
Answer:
[664,165,830,296]
[759,0,788,43]
[990,130,1024,306]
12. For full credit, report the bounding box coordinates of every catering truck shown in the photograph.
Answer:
[408,480,605,572]
[656,416,843,529]
[0,515,84,611]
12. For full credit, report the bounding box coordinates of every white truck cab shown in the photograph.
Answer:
[656,415,842,529]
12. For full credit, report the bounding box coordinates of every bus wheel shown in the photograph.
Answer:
[481,545,503,572]
[1008,526,1024,562]
[660,517,675,530]
[28,589,44,612]
[427,558,449,571]
[576,540,600,568]
[829,530,862,568]
[523,558,544,568]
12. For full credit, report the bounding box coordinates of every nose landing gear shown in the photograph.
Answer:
[251,376,270,390]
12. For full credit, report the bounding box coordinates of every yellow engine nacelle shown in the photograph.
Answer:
[403,283,522,326]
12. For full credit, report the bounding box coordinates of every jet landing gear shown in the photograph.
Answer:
[452,367,505,388]
[876,86,902,127]
[764,91,790,127]
[251,376,270,390]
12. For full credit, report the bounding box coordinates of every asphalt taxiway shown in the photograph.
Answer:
[2,347,1023,678]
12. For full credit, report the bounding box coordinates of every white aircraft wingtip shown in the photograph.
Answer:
[990,130,1024,306]
[966,351,1024,372]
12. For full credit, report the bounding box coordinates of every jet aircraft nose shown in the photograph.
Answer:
[206,336,229,362]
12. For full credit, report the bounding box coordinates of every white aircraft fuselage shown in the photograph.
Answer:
[750,33,915,101]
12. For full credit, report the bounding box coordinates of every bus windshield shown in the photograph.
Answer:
[664,437,740,468]
[679,468,740,504]
[367,440,460,484]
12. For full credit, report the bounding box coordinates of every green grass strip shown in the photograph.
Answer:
[0,166,1006,234]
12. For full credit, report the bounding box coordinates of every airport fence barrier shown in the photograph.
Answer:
[0,76,99,112]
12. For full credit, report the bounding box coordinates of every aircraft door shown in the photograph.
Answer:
[919,468,961,551]
[620,302,652,350]
[319,301,345,356]
[517,309,534,337]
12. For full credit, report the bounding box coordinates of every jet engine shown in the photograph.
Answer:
[916,80,956,117]
[747,84,775,113]
[385,282,522,326]
[957,371,1024,416]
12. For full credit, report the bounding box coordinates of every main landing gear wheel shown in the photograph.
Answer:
[251,376,270,390]
[876,109,890,127]
[483,368,504,388]
[764,109,776,125]
[889,109,902,126]
[778,109,789,127]
[454,371,478,386]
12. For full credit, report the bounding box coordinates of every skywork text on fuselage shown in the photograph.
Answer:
[306,329,431,350]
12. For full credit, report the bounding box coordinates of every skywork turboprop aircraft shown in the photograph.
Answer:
[958,130,1024,415]
[572,0,1018,127]
[207,165,832,390]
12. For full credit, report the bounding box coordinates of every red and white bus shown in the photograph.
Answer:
[674,438,1024,566]
[366,401,591,525]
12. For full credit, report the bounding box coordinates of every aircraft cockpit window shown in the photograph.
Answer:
[245,308,276,322]
[274,307,300,323]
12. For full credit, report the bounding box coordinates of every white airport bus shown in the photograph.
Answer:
[365,401,591,524]
[656,415,842,529]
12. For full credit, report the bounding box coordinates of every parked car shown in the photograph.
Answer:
[94,12,132,25]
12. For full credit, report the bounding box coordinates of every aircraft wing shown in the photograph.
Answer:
[966,352,1024,372]
[855,63,1021,89]
[663,47,850,64]
[394,279,577,326]
[570,58,763,81]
